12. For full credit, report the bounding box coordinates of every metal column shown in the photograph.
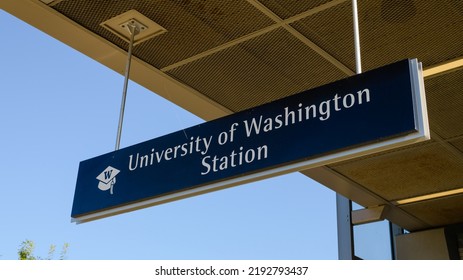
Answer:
[336,194,354,259]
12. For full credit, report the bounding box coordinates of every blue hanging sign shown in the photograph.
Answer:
[71,59,429,223]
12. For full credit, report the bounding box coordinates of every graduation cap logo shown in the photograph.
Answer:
[96,166,120,195]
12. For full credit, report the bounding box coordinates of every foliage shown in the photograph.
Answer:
[18,239,69,260]
[18,240,36,260]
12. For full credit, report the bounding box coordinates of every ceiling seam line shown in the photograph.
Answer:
[246,0,286,22]
[430,129,463,163]
[282,26,355,76]
[48,0,65,6]
[248,0,354,76]
[446,134,463,142]
[160,23,282,72]
[320,167,408,210]
[248,0,350,24]
[303,167,431,229]
[282,0,350,25]
[161,0,351,73]
[323,166,432,229]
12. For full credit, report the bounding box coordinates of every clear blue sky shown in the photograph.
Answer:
[0,9,338,260]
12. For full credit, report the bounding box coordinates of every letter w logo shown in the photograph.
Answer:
[104,170,113,180]
[96,166,120,195]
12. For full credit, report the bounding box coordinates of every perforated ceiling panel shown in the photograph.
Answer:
[52,0,463,111]
[259,0,335,19]
[53,0,275,69]
[330,141,463,201]
[451,138,463,154]
[425,69,463,140]
[329,66,463,209]
[292,0,463,72]
[167,27,347,111]
[9,0,462,231]
[400,194,463,227]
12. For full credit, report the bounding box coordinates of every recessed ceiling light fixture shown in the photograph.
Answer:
[394,187,463,205]
[423,57,463,78]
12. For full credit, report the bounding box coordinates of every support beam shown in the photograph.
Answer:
[351,205,388,225]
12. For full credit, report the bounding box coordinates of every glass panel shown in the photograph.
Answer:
[352,201,363,211]
[354,220,392,260]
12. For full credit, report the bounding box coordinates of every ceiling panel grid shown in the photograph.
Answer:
[12,0,461,231]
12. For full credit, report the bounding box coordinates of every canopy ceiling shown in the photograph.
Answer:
[3,0,463,231]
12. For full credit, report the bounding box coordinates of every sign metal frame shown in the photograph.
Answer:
[71,59,429,224]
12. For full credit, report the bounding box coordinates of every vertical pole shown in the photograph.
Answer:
[336,0,362,260]
[352,0,362,74]
[115,23,139,151]
[336,194,354,259]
